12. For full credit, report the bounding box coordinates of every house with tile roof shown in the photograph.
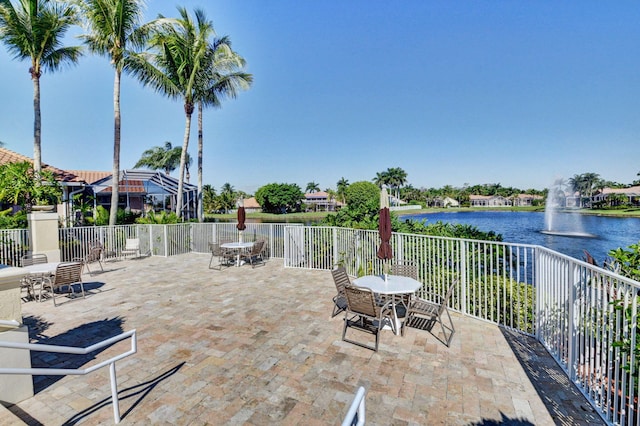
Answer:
[0,147,198,224]
[469,194,511,207]
[592,186,640,207]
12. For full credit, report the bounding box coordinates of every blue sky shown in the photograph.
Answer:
[1,1,639,194]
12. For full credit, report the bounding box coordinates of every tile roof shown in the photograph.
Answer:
[65,170,111,185]
[0,147,83,183]
[243,197,261,208]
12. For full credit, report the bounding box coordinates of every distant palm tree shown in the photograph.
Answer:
[77,0,151,225]
[128,7,218,219]
[306,181,320,193]
[336,177,349,203]
[0,0,82,174]
[135,141,191,176]
[194,35,252,222]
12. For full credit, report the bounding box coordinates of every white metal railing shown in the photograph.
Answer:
[0,228,29,266]
[283,225,640,425]
[342,386,366,426]
[0,329,137,424]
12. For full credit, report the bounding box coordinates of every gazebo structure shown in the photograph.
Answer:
[90,170,198,219]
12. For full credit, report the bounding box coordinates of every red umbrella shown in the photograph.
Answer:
[377,188,393,260]
[237,206,246,231]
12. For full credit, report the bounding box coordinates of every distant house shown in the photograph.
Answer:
[469,195,511,207]
[242,197,262,213]
[303,191,339,211]
[511,194,543,207]
[0,147,88,224]
[592,186,640,206]
[441,197,459,208]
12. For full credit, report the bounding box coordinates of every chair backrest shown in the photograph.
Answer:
[391,263,418,280]
[87,245,103,262]
[438,280,457,315]
[21,253,48,267]
[251,240,265,255]
[53,263,83,286]
[344,285,378,318]
[209,242,224,256]
[125,238,140,250]
[331,267,351,297]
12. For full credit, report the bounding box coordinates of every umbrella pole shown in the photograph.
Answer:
[239,230,243,243]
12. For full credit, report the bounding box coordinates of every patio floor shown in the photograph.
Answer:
[2,254,603,425]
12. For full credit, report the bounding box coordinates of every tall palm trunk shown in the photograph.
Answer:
[32,70,42,174]
[197,102,204,222]
[175,103,193,218]
[109,69,122,226]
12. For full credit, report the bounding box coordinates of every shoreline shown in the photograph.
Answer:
[393,207,640,219]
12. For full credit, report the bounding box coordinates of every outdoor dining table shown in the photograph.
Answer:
[21,262,62,302]
[352,274,422,335]
[220,242,254,267]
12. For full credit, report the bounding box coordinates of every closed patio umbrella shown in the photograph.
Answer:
[237,199,246,242]
[377,187,393,276]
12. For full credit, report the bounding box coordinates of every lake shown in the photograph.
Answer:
[401,211,640,264]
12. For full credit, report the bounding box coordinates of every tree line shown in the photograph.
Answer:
[0,0,252,225]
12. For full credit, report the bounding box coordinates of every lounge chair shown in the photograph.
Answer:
[402,280,457,347]
[342,284,394,351]
[121,238,141,259]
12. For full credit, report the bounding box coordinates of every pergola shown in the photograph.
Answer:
[90,170,198,219]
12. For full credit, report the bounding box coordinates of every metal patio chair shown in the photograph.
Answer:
[120,238,141,259]
[74,243,104,275]
[331,267,350,318]
[208,242,235,269]
[342,285,394,352]
[40,262,85,307]
[240,240,265,268]
[402,280,457,347]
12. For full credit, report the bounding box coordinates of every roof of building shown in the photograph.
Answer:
[243,197,261,208]
[600,186,640,195]
[304,191,330,199]
[66,170,112,185]
[0,147,83,183]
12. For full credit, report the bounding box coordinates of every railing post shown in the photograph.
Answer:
[332,228,338,267]
[110,362,121,423]
[459,240,467,315]
[163,225,169,258]
[567,261,577,381]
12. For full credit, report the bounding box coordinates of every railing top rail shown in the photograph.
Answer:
[0,329,136,355]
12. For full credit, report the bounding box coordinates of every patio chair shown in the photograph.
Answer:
[391,262,418,280]
[342,284,394,352]
[240,240,265,268]
[20,253,49,301]
[40,262,85,307]
[121,238,141,259]
[402,280,457,347]
[391,262,419,310]
[331,267,350,318]
[73,243,104,275]
[208,242,235,269]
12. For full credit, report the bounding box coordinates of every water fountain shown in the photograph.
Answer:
[541,178,597,238]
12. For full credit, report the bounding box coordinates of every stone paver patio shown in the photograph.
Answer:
[1,254,603,425]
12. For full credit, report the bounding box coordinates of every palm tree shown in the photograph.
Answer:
[219,182,235,213]
[306,181,320,193]
[134,141,192,176]
[77,0,150,225]
[128,7,218,219]
[336,178,349,204]
[194,35,252,222]
[0,0,82,174]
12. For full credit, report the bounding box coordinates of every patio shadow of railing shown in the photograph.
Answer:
[61,362,185,425]
[499,327,604,425]
[468,412,534,425]
[23,315,125,393]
